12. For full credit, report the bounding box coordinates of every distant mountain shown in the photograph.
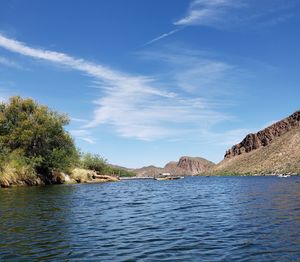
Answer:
[133,165,163,177]
[211,110,300,175]
[177,156,215,174]
[134,156,215,177]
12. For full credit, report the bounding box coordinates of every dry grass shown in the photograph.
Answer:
[0,163,42,187]
[70,168,119,183]
[70,168,96,183]
[0,166,119,187]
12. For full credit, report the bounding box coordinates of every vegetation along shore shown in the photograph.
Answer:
[0,96,135,188]
[0,96,299,188]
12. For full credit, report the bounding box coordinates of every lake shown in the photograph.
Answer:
[1,176,300,261]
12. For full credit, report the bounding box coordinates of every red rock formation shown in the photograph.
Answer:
[225,110,300,159]
[177,156,215,175]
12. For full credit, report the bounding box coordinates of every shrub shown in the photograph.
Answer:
[81,153,112,174]
[111,167,136,177]
[0,96,79,174]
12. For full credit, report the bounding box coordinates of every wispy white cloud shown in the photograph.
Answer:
[174,0,299,28]
[0,34,236,141]
[87,47,245,140]
[144,28,182,46]
[145,0,298,45]
[80,137,95,144]
[174,0,242,26]
[145,0,240,45]
[70,117,88,123]
[0,34,168,100]
[69,129,95,144]
[88,94,231,141]
[137,47,245,97]
[0,56,23,69]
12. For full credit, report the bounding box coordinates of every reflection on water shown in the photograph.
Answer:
[0,177,300,261]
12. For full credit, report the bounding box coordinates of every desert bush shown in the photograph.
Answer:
[0,96,79,175]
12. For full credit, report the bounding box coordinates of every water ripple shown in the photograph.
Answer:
[1,176,300,261]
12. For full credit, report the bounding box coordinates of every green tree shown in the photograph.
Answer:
[0,96,79,174]
[81,153,112,174]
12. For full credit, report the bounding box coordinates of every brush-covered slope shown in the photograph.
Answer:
[212,110,300,175]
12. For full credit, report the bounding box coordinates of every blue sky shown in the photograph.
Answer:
[0,0,299,168]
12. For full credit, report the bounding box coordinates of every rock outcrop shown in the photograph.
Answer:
[177,156,215,174]
[225,110,300,159]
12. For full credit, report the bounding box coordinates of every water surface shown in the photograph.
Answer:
[1,176,300,261]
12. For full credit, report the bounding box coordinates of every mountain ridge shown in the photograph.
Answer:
[225,110,300,159]
[209,110,300,175]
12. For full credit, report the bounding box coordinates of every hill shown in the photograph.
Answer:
[210,110,300,175]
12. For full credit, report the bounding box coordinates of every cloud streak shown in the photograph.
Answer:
[174,0,241,26]
[70,129,95,144]
[145,0,239,45]
[0,34,235,141]
[145,0,298,45]
[0,34,169,98]
[174,0,298,28]
[0,56,23,69]
[144,28,183,46]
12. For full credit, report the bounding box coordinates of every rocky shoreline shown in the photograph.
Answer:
[2,171,299,188]
[0,168,119,188]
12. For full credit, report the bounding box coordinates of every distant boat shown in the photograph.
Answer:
[154,173,184,181]
[278,174,291,178]
[154,177,184,181]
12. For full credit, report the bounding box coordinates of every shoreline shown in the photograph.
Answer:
[1,172,299,188]
[0,169,120,188]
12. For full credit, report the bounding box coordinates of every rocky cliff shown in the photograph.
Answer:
[209,110,300,175]
[225,110,300,159]
[134,156,215,177]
